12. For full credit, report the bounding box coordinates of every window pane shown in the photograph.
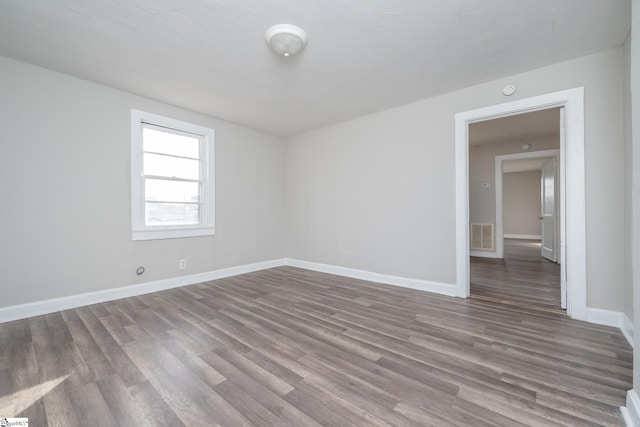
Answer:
[143,127,200,158]
[145,179,199,203]
[144,153,200,180]
[145,202,199,226]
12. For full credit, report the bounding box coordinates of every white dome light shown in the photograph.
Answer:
[265,24,307,57]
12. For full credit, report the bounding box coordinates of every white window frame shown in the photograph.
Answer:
[131,109,215,241]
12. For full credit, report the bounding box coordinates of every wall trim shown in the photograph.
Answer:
[503,234,542,240]
[284,258,458,297]
[455,87,587,320]
[2,255,631,351]
[587,307,623,328]
[623,314,635,348]
[0,259,286,323]
[469,250,498,258]
[284,260,632,345]
[621,390,640,427]
[586,308,634,347]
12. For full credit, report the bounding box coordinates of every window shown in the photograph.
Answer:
[131,109,215,240]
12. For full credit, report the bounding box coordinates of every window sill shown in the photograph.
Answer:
[132,227,215,241]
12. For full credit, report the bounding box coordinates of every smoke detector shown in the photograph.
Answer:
[265,24,308,57]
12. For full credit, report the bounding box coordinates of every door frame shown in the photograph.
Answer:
[495,148,559,259]
[454,87,586,321]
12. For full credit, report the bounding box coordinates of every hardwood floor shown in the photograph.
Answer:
[0,266,631,426]
[503,238,553,263]
[470,256,562,313]
[471,238,561,312]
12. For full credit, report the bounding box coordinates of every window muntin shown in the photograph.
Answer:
[141,123,202,227]
[131,110,215,240]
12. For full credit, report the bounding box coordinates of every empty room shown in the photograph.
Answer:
[1,1,640,426]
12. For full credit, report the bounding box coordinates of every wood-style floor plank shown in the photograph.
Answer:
[471,238,562,313]
[0,266,632,426]
[470,256,562,313]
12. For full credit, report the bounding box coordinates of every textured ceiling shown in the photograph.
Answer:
[0,1,630,137]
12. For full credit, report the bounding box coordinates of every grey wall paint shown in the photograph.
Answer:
[286,48,626,311]
[0,47,629,316]
[0,56,286,308]
[503,171,541,237]
[623,31,634,333]
[468,136,559,237]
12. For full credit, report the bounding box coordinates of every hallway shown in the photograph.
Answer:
[470,239,562,313]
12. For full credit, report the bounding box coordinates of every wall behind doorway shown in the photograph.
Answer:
[503,170,542,238]
[468,135,559,242]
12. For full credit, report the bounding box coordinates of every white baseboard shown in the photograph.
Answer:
[586,307,634,348]
[3,256,634,354]
[470,250,498,258]
[0,257,458,324]
[623,314,635,348]
[284,258,458,297]
[587,307,623,328]
[0,259,286,323]
[621,390,640,427]
[503,234,541,240]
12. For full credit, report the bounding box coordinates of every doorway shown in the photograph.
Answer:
[454,87,587,320]
[468,111,562,311]
[494,149,560,262]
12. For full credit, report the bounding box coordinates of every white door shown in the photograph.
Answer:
[541,158,557,262]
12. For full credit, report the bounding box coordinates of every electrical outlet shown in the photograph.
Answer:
[179,259,187,269]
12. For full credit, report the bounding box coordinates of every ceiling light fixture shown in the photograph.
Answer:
[265,24,307,57]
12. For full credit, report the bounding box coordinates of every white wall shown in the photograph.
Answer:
[503,171,541,237]
[286,47,626,311]
[0,55,285,308]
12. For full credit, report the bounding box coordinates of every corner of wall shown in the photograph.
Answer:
[622,390,640,427]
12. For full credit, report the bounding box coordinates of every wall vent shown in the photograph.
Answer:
[471,223,494,250]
